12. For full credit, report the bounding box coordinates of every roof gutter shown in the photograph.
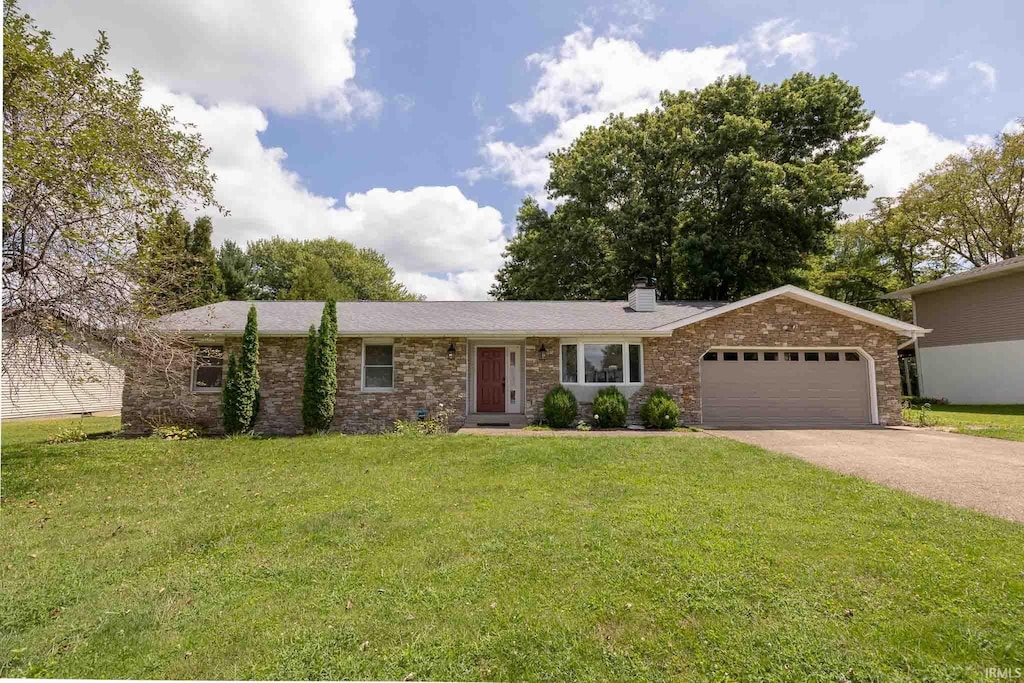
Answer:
[170,328,680,338]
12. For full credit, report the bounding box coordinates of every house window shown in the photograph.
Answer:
[362,343,394,390]
[628,344,642,382]
[584,343,623,383]
[562,342,643,384]
[561,344,578,382]
[743,352,759,361]
[192,345,224,391]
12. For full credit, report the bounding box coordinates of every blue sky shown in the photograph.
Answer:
[26,0,1023,299]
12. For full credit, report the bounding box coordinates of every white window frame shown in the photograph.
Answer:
[559,339,643,386]
[191,343,225,393]
[361,338,395,392]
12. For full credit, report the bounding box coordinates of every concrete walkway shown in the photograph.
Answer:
[458,426,710,438]
[713,427,1024,523]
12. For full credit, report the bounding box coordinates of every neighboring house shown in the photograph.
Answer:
[1,341,124,420]
[122,281,926,434]
[885,256,1024,404]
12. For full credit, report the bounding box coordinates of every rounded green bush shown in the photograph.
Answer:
[593,386,628,429]
[543,386,578,428]
[639,388,680,429]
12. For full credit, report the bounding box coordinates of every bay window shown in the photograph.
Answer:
[560,342,642,384]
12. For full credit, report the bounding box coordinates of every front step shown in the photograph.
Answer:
[465,412,528,428]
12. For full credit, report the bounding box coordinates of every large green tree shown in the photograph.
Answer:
[492,74,881,301]
[135,211,224,314]
[216,239,256,300]
[2,2,217,383]
[896,127,1023,266]
[246,237,419,301]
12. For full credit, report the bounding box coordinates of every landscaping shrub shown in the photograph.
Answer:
[593,386,628,428]
[302,300,338,433]
[902,395,948,407]
[393,403,456,435]
[543,386,578,428]
[46,425,87,444]
[154,425,200,441]
[223,305,260,434]
[640,389,680,429]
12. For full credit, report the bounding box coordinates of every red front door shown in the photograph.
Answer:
[476,347,505,412]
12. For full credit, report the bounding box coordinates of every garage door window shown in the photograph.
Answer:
[703,351,718,361]
[784,352,800,361]
[723,351,739,361]
[743,352,758,361]
[825,352,840,361]
[763,352,778,361]
[845,352,861,361]
[804,352,820,361]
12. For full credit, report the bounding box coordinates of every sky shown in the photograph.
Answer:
[24,0,1023,300]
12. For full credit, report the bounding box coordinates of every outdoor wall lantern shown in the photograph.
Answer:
[538,343,547,361]
[447,343,457,360]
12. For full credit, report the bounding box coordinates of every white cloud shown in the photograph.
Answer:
[22,0,380,118]
[1004,119,1024,135]
[901,68,949,89]
[479,26,745,195]
[749,18,850,69]
[969,60,997,90]
[845,117,970,215]
[146,87,505,300]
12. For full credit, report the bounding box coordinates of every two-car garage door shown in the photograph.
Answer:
[700,349,873,426]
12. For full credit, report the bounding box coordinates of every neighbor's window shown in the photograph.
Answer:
[192,345,224,391]
[363,343,394,390]
[561,344,578,383]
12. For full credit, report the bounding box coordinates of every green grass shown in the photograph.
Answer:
[2,417,1022,681]
[903,404,1024,441]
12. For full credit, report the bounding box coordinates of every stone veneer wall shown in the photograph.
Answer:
[123,336,468,435]
[524,337,560,423]
[520,296,903,427]
[332,337,468,434]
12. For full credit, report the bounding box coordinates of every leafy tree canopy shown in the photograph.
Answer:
[2,0,218,382]
[236,237,420,301]
[135,210,224,315]
[493,73,882,301]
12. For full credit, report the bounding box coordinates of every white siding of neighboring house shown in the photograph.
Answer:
[1,344,123,419]
[918,339,1024,404]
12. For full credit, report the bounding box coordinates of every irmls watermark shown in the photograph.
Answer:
[985,667,1023,679]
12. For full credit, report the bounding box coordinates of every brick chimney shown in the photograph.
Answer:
[628,276,656,312]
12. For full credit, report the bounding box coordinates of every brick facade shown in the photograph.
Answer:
[121,295,903,434]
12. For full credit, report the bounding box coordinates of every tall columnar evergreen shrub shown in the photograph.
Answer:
[223,305,260,434]
[301,324,318,432]
[302,300,338,432]
[222,353,240,432]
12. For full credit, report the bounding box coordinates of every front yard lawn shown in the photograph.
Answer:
[2,417,1022,681]
[903,403,1024,441]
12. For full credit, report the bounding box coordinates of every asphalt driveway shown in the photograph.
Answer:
[714,427,1024,523]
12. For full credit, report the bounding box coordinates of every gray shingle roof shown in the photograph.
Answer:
[157,299,727,336]
[884,255,1024,298]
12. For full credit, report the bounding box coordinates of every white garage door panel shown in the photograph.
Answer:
[701,351,871,426]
